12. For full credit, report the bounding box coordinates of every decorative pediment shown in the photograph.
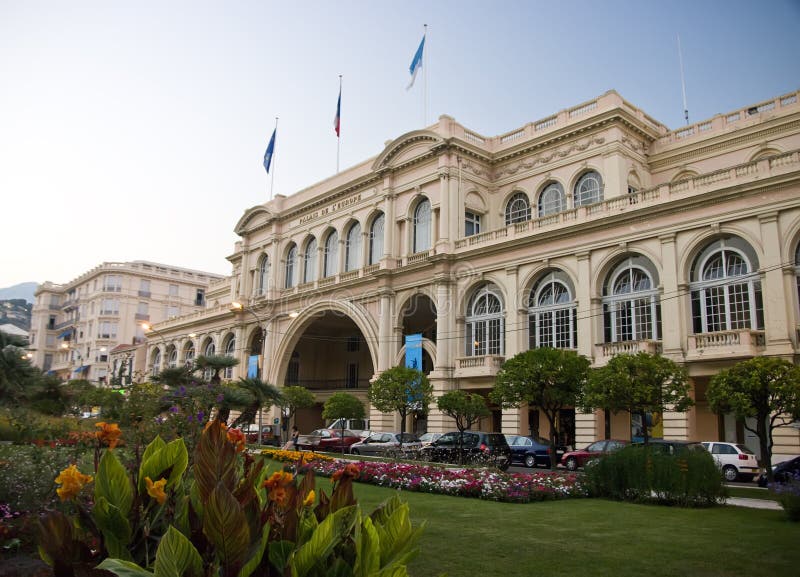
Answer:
[234,205,274,236]
[371,130,444,171]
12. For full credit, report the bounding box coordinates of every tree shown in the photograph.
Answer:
[228,377,282,443]
[279,385,316,442]
[193,354,240,422]
[707,357,800,482]
[0,330,42,406]
[490,348,590,469]
[584,352,693,445]
[368,366,433,444]
[437,390,490,465]
[322,392,365,454]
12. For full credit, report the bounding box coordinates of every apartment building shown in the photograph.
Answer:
[145,89,800,460]
[29,261,224,384]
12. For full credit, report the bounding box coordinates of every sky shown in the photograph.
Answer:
[1,0,798,288]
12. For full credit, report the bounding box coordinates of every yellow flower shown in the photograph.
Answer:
[95,422,123,449]
[55,464,93,501]
[303,490,315,507]
[145,476,168,505]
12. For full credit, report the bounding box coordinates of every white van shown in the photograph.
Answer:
[327,418,370,437]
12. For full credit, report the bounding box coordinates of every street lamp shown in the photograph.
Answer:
[141,322,168,375]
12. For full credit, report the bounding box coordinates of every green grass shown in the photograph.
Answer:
[341,480,800,577]
[726,486,781,501]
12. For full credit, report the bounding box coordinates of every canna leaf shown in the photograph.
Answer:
[153,526,203,577]
[237,524,271,577]
[95,449,133,516]
[354,516,380,577]
[267,540,294,574]
[291,505,358,577]
[202,482,251,571]
[97,558,155,577]
[92,496,133,560]
[139,437,189,494]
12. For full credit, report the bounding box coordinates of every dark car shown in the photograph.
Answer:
[560,439,629,471]
[505,434,567,468]
[631,439,705,455]
[757,455,800,487]
[419,431,511,470]
[297,428,362,452]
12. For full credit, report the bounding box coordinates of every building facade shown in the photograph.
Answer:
[147,89,800,460]
[29,261,223,384]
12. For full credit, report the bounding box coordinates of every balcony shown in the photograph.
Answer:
[291,379,370,391]
[594,340,662,365]
[454,355,505,378]
[686,329,766,361]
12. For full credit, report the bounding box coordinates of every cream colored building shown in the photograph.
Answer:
[29,261,223,384]
[148,89,800,461]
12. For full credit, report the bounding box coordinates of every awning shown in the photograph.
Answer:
[73,365,89,374]
[46,370,55,375]
[57,329,73,339]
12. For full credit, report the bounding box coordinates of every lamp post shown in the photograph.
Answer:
[231,301,270,444]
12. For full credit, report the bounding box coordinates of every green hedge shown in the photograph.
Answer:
[584,445,727,507]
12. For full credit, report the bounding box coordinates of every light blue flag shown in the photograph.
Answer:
[263,128,276,173]
[407,34,425,90]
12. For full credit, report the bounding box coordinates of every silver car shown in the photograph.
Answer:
[349,432,422,457]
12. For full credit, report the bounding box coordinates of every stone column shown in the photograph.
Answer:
[659,234,683,358]
[501,407,524,435]
[436,170,450,252]
[504,265,525,357]
[575,252,594,358]
[382,185,395,263]
[759,213,793,352]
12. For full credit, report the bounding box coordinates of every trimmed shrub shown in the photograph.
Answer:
[584,444,726,506]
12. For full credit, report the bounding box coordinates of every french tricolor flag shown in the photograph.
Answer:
[333,85,341,137]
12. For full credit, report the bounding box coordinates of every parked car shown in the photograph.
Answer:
[349,432,422,456]
[419,431,511,470]
[418,432,442,447]
[560,439,629,471]
[631,439,705,454]
[700,441,760,481]
[297,428,362,452]
[505,434,567,468]
[757,455,800,487]
[327,418,370,437]
[243,424,279,446]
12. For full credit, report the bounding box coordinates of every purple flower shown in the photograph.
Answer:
[169,406,179,413]
[197,411,205,421]
[216,394,224,402]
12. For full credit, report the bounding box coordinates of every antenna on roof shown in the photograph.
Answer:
[677,34,689,125]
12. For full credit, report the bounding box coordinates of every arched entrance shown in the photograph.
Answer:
[247,327,265,378]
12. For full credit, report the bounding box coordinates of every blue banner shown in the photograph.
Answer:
[247,355,260,378]
[405,334,422,370]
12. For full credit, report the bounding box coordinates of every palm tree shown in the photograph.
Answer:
[229,378,283,442]
[193,354,239,385]
[0,331,41,407]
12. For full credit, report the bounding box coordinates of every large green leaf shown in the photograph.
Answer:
[96,558,154,577]
[372,500,422,569]
[295,508,319,548]
[139,438,189,493]
[92,496,133,559]
[238,524,271,577]
[354,516,380,577]
[153,526,203,577]
[291,505,358,577]
[95,449,133,516]
[203,482,251,570]
[140,435,166,467]
[267,540,294,574]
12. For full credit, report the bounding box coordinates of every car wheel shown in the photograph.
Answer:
[722,465,738,482]
[565,456,578,471]
[350,448,360,455]
[524,455,536,468]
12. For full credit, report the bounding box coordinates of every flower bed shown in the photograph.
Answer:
[260,447,335,464]
[274,455,585,503]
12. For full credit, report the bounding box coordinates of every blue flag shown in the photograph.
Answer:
[263,128,276,173]
[406,34,425,90]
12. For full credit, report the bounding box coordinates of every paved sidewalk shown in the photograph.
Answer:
[725,497,782,510]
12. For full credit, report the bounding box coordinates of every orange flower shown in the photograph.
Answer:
[55,464,93,501]
[302,490,315,507]
[331,463,360,482]
[226,428,246,452]
[145,476,168,505]
[263,470,294,506]
[95,422,122,449]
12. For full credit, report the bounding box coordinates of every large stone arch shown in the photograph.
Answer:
[268,299,380,386]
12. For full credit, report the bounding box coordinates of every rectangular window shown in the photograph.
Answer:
[195,289,205,306]
[346,336,360,352]
[347,363,358,388]
[46,334,55,346]
[139,279,151,297]
[137,302,148,315]
[465,212,481,237]
[48,315,56,329]
[169,284,179,297]
[100,299,119,315]
[167,305,180,318]
[104,275,122,292]
[98,322,117,339]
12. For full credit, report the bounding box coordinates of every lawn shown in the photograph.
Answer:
[342,479,800,577]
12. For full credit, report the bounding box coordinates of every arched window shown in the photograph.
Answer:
[324,231,338,277]
[183,342,195,365]
[167,347,178,369]
[602,258,660,342]
[256,254,269,295]
[690,239,763,333]
[285,244,297,288]
[303,238,317,283]
[369,213,384,265]
[528,272,577,349]
[574,171,603,207]
[345,222,362,271]
[538,183,565,217]
[465,284,504,356]
[505,192,531,225]
[224,337,236,380]
[151,349,161,377]
[795,243,800,313]
[413,199,431,253]
[202,340,215,381]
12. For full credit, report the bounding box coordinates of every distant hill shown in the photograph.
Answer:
[0,282,38,303]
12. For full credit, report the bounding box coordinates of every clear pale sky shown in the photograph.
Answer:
[2,0,798,288]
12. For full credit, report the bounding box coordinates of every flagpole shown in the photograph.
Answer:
[677,34,689,125]
[423,23,427,127]
[337,75,342,174]
[270,117,278,199]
